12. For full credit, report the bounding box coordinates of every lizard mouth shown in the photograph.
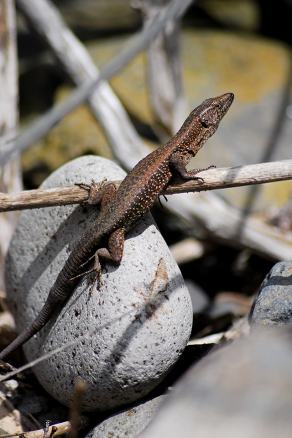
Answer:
[218,92,234,113]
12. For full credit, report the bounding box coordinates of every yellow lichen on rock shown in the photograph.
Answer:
[183,30,289,106]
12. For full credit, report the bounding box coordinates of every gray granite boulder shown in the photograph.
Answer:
[5,156,192,411]
[249,261,292,326]
[141,328,292,438]
[86,395,165,438]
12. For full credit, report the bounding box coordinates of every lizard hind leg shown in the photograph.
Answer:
[97,227,125,266]
[70,182,120,283]
[71,227,125,285]
[93,227,125,284]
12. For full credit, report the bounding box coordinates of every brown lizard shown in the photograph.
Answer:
[0,92,234,360]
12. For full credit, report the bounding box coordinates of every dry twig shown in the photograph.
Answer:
[0,160,290,212]
[68,378,87,438]
[0,421,70,438]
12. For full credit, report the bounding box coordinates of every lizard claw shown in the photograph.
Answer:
[195,164,216,174]
[70,252,102,286]
[193,176,205,183]
[70,266,101,282]
[79,253,96,268]
[191,164,216,183]
[76,178,107,205]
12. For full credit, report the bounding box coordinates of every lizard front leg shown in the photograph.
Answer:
[77,180,118,209]
[170,151,215,181]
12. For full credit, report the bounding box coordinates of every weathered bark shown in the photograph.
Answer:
[0,0,21,290]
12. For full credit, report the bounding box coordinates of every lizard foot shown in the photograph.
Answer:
[188,164,217,183]
[76,178,107,205]
[197,164,216,172]
[70,266,99,281]
[79,253,95,268]
[70,253,102,283]
[192,176,204,183]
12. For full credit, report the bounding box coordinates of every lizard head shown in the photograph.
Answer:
[197,92,234,134]
[174,92,234,152]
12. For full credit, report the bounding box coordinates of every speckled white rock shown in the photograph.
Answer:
[6,156,192,411]
[86,395,166,438]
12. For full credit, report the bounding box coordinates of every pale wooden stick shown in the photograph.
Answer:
[0,160,291,212]
[166,159,292,193]
[0,185,89,212]
[187,333,225,345]
[68,378,87,438]
[0,421,70,438]
[170,237,204,263]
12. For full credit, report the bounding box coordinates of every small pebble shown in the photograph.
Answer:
[86,395,166,438]
[184,280,209,314]
[141,327,292,438]
[249,261,292,326]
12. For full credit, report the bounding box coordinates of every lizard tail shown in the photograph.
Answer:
[0,229,105,360]
[0,291,66,360]
[0,324,38,360]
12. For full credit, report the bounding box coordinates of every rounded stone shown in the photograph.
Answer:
[141,328,292,438]
[86,395,166,438]
[249,261,292,326]
[5,156,192,411]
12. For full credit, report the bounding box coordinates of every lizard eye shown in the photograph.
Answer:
[200,118,209,128]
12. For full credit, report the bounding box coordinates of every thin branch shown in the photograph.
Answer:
[0,185,90,212]
[0,160,291,212]
[0,0,193,166]
[0,421,70,438]
[166,159,292,193]
[68,378,87,438]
